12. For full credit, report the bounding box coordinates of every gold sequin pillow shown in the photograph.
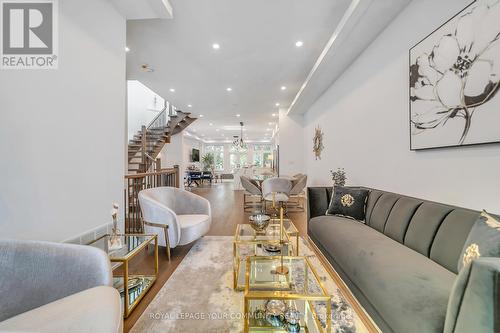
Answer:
[458,210,500,271]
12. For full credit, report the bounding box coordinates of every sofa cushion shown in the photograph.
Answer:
[383,197,423,243]
[364,190,384,226]
[309,215,456,333]
[404,202,453,257]
[430,209,479,273]
[177,214,211,246]
[369,193,400,232]
[307,187,330,220]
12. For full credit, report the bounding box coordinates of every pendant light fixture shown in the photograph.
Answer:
[233,121,246,149]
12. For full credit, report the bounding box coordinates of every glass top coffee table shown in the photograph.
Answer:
[233,221,299,291]
[89,234,158,318]
[244,256,331,333]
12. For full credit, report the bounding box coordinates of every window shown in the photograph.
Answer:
[253,144,273,168]
[204,145,224,171]
[229,146,248,171]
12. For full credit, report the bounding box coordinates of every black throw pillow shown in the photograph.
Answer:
[326,186,369,221]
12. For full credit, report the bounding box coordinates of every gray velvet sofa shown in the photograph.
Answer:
[307,187,499,333]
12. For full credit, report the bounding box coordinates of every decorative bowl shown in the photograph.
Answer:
[265,299,287,327]
[249,214,271,232]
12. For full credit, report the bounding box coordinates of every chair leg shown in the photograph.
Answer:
[164,225,171,261]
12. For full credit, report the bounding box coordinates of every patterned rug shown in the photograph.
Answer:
[130,236,369,333]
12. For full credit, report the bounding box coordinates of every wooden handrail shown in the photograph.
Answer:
[125,168,177,179]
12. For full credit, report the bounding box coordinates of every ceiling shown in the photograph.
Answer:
[126,0,411,143]
[126,0,351,142]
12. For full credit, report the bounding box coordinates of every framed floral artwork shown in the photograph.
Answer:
[409,0,500,150]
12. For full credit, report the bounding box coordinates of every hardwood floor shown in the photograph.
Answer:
[123,181,306,332]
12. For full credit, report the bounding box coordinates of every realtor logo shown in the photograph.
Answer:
[1,0,58,69]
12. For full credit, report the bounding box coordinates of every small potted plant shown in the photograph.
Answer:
[330,168,347,186]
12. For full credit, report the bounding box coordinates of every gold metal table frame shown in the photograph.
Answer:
[233,222,299,291]
[243,256,332,333]
[89,234,159,318]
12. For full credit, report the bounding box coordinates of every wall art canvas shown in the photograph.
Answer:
[409,0,500,150]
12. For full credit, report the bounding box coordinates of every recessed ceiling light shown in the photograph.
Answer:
[295,41,303,47]
[266,128,271,131]
[216,128,220,132]
[199,114,204,118]
[209,123,213,126]
[268,122,274,125]
[275,103,280,107]
[187,104,192,108]
[169,88,175,92]
[271,113,277,117]
[280,86,286,91]
[226,87,232,92]
[125,46,130,52]
[212,43,220,50]
[236,114,241,117]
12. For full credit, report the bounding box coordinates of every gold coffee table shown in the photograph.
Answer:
[244,256,331,333]
[233,222,299,291]
[89,234,158,318]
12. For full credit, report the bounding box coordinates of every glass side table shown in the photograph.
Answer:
[89,234,158,318]
[233,222,299,291]
[244,256,331,333]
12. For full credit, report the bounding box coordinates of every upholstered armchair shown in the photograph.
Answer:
[138,187,211,259]
[0,240,122,333]
[240,176,263,212]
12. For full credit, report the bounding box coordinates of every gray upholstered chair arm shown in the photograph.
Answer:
[175,190,211,216]
[0,240,113,321]
[444,257,500,333]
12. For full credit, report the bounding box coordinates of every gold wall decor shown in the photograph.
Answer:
[313,126,324,160]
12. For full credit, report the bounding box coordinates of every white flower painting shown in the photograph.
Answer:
[410,0,500,150]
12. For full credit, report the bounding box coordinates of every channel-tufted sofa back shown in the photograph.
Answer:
[307,187,480,273]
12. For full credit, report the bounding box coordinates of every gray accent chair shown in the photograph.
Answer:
[307,187,499,333]
[0,239,122,332]
[241,176,263,211]
[139,187,212,260]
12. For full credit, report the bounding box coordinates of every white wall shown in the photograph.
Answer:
[183,136,203,170]
[279,108,305,177]
[0,0,126,241]
[127,80,164,140]
[159,134,203,188]
[303,0,500,213]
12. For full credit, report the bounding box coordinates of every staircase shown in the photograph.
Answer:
[128,105,197,173]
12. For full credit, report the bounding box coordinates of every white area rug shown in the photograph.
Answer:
[130,236,369,333]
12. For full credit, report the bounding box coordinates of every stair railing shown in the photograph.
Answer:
[136,105,168,173]
[147,104,168,130]
[124,166,180,233]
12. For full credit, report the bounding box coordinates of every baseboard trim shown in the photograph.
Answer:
[62,222,113,245]
[305,235,381,333]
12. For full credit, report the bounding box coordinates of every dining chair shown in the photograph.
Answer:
[240,176,263,212]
